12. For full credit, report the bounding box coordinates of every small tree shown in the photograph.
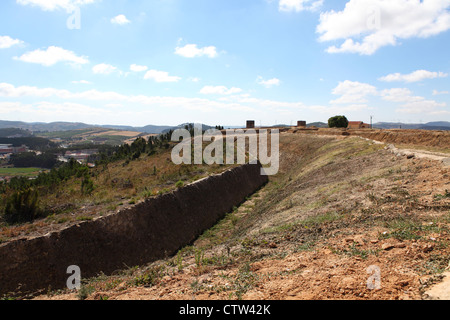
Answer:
[328,116,349,128]
[81,176,95,195]
[3,188,43,225]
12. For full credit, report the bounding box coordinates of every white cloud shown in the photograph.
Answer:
[188,77,201,83]
[0,82,126,101]
[34,101,105,116]
[380,88,415,102]
[92,63,118,75]
[130,64,148,72]
[433,90,449,95]
[16,0,97,12]
[200,86,243,95]
[237,97,303,109]
[331,80,378,104]
[175,44,218,58]
[257,77,281,88]
[0,101,109,124]
[111,14,131,25]
[0,83,245,113]
[381,87,447,114]
[0,82,69,98]
[317,0,450,55]
[279,0,323,12]
[72,80,92,84]
[309,104,371,114]
[0,36,23,49]
[379,70,448,83]
[14,46,89,67]
[0,82,385,123]
[143,70,181,83]
[397,100,447,114]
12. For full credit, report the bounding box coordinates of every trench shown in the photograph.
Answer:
[0,162,268,296]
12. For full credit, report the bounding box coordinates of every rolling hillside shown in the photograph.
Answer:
[0,120,206,134]
[8,129,447,301]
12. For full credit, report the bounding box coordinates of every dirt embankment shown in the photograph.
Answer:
[29,132,450,301]
[288,127,450,150]
[0,163,267,297]
[349,129,450,148]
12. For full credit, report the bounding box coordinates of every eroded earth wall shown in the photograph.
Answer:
[0,163,268,296]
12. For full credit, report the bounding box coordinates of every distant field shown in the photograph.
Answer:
[93,135,134,146]
[0,167,44,177]
[36,128,143,146]
[91,130,141,137]
[37,129,93,139]
[38,128,141,139]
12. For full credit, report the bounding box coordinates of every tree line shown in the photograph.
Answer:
[0,137,57,151]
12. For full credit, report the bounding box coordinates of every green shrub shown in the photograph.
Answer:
[328,115,349,128]
[81,176,95,195]
[131,265,165,287]
[3,188,44,224]
[175,180,184,188]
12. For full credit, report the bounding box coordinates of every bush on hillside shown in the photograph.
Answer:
[2,188,44,225]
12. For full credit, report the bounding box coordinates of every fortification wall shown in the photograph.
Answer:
[0,163,268,296]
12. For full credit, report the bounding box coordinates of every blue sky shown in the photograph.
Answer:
[0,0,449,127]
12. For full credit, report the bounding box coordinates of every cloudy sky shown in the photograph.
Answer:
[0,0,449,127]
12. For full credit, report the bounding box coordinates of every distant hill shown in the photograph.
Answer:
[272,124,291,128]
[0,128,33,138]
[161,123,216,134]
[0,120,220,135]
[0,120,177,134]
[98,124,174,134]
[307,122,328,128]
[373,121,450,130]
[0,120,96,132]
[425,121,450,127]
[418,126,450,131]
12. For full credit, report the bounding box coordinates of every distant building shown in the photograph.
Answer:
[348,121,371,129]
[0,144,28,155]
[297,121,307,127]
[0,146,14,155]
[13,146,28,153]
[63,149,99,163]
[246,121,255,129]
[65,152,89,162]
